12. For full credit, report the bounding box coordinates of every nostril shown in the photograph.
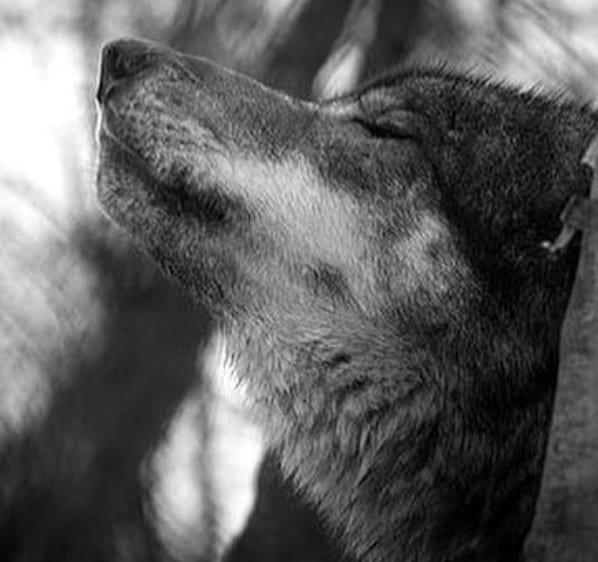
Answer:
[96,39,155,104]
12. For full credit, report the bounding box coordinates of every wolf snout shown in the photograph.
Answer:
[96,38,158,104]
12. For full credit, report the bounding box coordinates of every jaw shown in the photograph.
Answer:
[95,96,238,230]
[96,133,243,318]
[96,132,168,234]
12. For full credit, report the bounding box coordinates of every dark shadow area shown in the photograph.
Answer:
[0,221,211,561]
[228,455,354,562]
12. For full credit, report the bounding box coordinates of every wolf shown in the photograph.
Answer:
[95,38,596,561]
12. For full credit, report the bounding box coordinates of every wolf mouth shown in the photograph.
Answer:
[97,120,233,228]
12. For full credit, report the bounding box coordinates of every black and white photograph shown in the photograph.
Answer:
[0,1,597,560]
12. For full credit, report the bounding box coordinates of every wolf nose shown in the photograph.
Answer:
[96,39,154,104]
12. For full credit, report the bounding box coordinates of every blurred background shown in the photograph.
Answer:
[1,1,598,560]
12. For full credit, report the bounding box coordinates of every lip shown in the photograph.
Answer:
[95,102,125,148]
[96,123,236,231]
[95,99,161,189]
[96,134,149,201]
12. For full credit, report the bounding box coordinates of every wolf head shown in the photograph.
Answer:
[96,38,595,561]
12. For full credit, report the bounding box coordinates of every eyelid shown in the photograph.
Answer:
[352,112,421,141]
[351,116,386,136]
[320,96,421,141]
[357,94,368,116]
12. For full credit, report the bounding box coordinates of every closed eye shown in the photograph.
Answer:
[353,111,423,142]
